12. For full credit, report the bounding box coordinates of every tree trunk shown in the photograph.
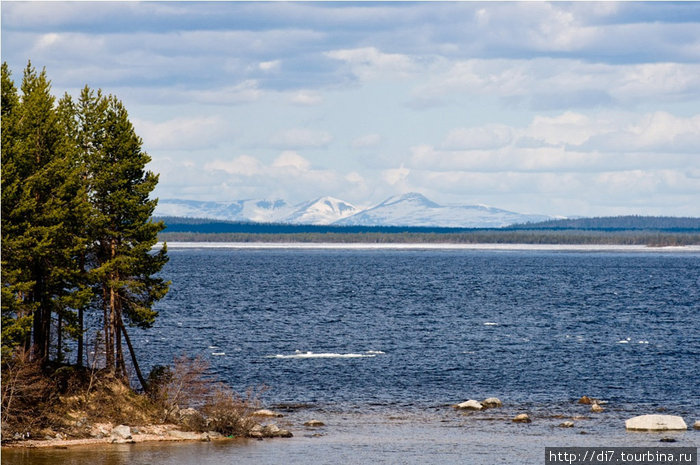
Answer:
[109,285,117,373]
[118,318,148,392]
[57,312,63,363]
[103,285,113,371]
[77,306,84,367]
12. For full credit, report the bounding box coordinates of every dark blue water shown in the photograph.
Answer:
[133,248,699,412]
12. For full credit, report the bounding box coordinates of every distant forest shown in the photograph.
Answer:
[156,215,700,246]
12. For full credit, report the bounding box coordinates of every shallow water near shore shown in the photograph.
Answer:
[3,408,698,465]
[4,247,699,463]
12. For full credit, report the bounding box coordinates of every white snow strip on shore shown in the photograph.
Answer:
[159,242,700,253]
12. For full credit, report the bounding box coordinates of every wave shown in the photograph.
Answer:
[267,350,383,359]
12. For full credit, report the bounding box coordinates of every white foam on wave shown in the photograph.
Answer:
[484,322,499,326]
[211,352,226,356]
[267,350,382,359]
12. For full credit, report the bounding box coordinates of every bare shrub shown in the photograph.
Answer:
[202,385,262,436]
[147,354,214,422]
[1,349,60,439]
[146,354,264,436]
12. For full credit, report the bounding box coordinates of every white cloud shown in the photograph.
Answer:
[259,60,281,72]
[271,128,333,148]
[288,90,323,106]
[188,80,264,105]
[410,59,700,110]
[442,125,513,150]
[204,155,264,176]
[382,164,410,186]
[351,133,382,148]
[326,47,417,81]
[272,151,311,170]
[579,112,700,153]
[133,116,228,151]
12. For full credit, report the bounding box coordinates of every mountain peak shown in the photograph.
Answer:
[155,194,551,228]
[380,192,440,208]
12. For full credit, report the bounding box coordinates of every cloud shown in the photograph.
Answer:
[325,47,417,81]
[442,125,513,150]
[351,133,382,148]
[258,60,280,72]
[288,90,323,106]
[271,128,333,148]
[133,116,229,151]
[382,164,410,186]
[272,151,311,170]
[409,59,700,110]
[204,155,263,176]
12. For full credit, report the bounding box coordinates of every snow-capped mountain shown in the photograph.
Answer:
[156,198,294,223]
[335,193,549,227]
[156,197,359,225]
[285,197,359,225]
[154,193,551,227]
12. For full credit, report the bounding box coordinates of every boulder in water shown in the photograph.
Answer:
[253,409,284,417]
[578,396,593,405]
[591,404,605,413]
[304,420,325,427]
[454,400,483,410]
[482,397,502,408]
[625,415,687,431]
[512,413,531,423]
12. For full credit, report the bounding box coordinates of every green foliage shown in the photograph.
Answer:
[1,62,168,379]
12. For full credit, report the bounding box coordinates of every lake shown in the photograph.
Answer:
[4,245,699,463]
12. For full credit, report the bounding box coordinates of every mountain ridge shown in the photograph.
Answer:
[154,192,550,228]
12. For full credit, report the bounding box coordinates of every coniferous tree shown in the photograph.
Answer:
[85,93,169,386]
[1,63,89,362]
[2,63,168,381]
[1,63,34,356]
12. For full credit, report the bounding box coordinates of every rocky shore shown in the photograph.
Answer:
[4,394,698,450]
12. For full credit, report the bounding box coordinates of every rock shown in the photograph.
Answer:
[262,424,281,436]
[454,400,483,410]
[207,431,224,439]
[660,437,677,443]
[591,404,605,413]
[304,420,325,427]
[625,415,687,431]
[482,397,503,408]
[91,423,113,438]
[259,423,293,438]
[512,414,531,423]
[250,424,263,433]
[578,396,593,405]
[168,430,205,440]
[111,424,132,440]
[253,409,284,417]
[248,431,264,439]
[559,421,575,428]
[694,421,700,430]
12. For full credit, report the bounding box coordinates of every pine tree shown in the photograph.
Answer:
[1,63,34,357]
[1,62,89,362]
[85,93,169,386]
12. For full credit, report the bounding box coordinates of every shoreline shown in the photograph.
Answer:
[159,242,700,253]
[1,423,255,450]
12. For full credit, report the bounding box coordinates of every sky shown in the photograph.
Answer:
[2,1,700,217]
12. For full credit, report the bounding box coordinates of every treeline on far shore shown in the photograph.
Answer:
[159,230,700,246]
